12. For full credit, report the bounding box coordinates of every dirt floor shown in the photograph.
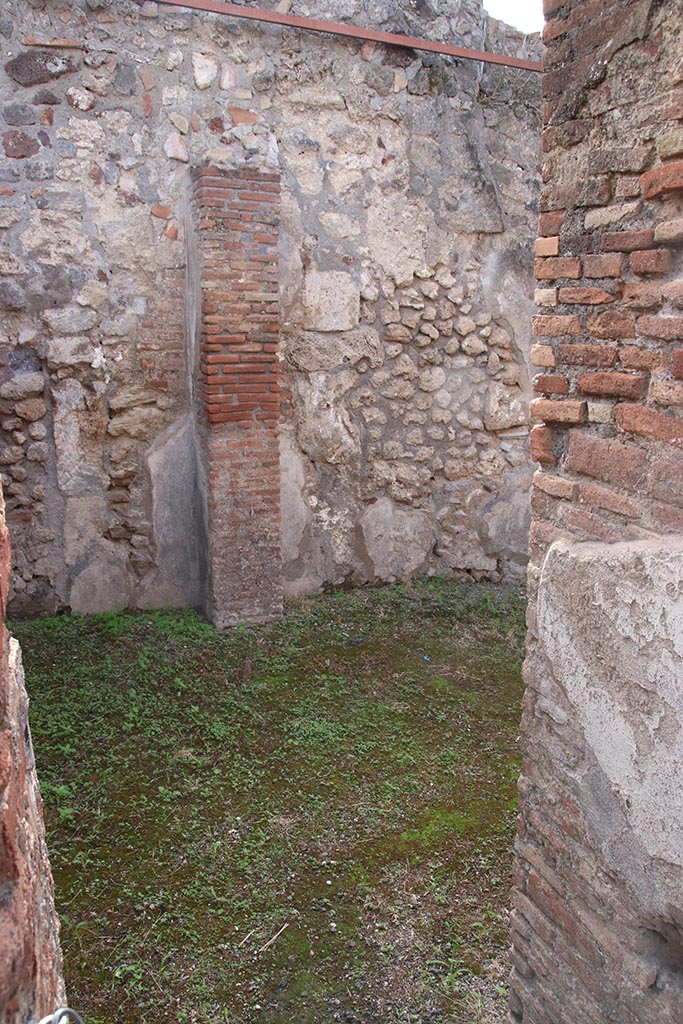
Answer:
[15,579,526,1024]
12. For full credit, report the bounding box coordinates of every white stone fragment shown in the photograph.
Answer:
[164,131,189,162]
[220,63,236,90]
[166,49,183,71]
[192,53,218,90]
[66,87,94,111]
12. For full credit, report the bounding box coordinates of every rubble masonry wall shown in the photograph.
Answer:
[0,0,541,617]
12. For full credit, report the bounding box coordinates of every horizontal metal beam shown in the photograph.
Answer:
[153,0,542,73]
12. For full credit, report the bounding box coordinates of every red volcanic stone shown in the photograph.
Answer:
[2,130,39,159]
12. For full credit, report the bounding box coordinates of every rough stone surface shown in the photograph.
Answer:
[302,271,361,332]
[0,0,541,616]
[285,325,383,373]
[0,373,44,400]
[0,482,64,1022]
[357,497,435,580]
[4,51,76,88]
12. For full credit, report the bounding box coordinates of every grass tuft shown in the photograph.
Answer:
[14,579,526,1024]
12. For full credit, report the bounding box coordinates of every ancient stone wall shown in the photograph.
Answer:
[0,0,541,619]
[0,478,64,1022]
[512,0,683,1021]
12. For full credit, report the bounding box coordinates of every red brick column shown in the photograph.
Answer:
[526,1,683,566]
[190,167,283,628]
[512,1,683,1021]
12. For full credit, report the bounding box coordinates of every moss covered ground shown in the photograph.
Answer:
[14,579,526,1024]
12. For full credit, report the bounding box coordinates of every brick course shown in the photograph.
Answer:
[190,167,283,628]
[513,1,683,1022]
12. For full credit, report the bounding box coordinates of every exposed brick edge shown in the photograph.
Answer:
[513,2,683,1023]
[190,166,283,628]
[0,483,65,1021]
[190,166,280,428]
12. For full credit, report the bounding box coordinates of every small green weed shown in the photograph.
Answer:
[16,578,526,1024]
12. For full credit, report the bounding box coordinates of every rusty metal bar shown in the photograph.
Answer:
[152,0,542,73]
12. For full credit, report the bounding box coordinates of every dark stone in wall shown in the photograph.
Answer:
[3,103,36,126]
[113,62,138,96]
[5,348,41,373]
[31,89,60,105]
[0,281,27,310]
[26,266,73,312]
[25,159,54,181]
[5,51,77,88]
[2,130,39,159]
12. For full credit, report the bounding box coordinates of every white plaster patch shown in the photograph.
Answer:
[302,271,360,332]
[70,544,129,614]
[358,497,434,580]
[538,538,683,867]
[51,379,108,495]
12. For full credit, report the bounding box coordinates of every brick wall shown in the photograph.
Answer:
[190,167,283,628]
[0,480,64,1021]
[512,1,683,1022]
[527,0,683,560]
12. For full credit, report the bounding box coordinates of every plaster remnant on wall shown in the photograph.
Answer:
[538,538,683,872]
[69,543,129,614]
[52,379,107,494]
[357,496,435,580]
[141,413,201,610]
[280,429,325,596]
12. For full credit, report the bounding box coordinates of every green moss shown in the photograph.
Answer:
[14,579,526,1024]
[399,808,482,848]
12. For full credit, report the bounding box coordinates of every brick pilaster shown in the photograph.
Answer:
[512,1,683,1022]
[190,166,283,628]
